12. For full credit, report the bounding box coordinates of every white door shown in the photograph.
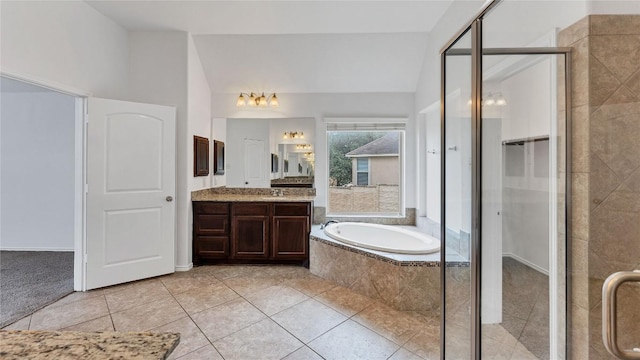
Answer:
[86,98,176,290]
[243,138,266,187]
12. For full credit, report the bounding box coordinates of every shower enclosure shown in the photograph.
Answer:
[440,0,571,358]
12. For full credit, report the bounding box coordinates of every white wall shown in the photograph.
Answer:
[188,35,213,192]
[0,1,128,98]
[1,84,76,250]
[211,92,415,208]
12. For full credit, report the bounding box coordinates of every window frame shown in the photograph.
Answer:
[324,118,406,218]
[355,157,370,186]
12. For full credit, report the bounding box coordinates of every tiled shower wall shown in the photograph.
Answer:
[559,15,640,360]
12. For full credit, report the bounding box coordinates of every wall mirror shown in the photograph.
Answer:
[193,136,209,177]
[214,140,225,175]
[225,117,315,188]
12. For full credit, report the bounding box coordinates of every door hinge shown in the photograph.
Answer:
[85,183,89,193]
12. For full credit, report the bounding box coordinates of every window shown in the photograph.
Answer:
[356,158,369,185]
[326,124,404,216]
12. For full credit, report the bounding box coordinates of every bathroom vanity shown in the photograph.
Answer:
[191,188,314,265]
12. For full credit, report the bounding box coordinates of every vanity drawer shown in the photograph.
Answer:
[273,202,311,216]
[232,203,270,216]
[194,202,229,215]
[195,236,229,258]
[195,214,229,235]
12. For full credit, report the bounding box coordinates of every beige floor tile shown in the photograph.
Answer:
[153,317,210,359]
[213,318,303,360]
[175,345,223,360]
[203,265,258,280]
[173,282,239,315]
[255,265,311,279]
[223,276,283,297]
[272,298,347,343]
[352,302,424,345]
[30,296,109,330]
[284,276,336,297]
[102,277,161,295]
[62,315,114,331]
[191,297,266,342]
[404,328,440,359]
[160,273,219,295]
[111,297,186,331]
[481,335,517,360]
[510,341,539,360]
[2,316,31,330]
[388,348,425,360]
[309,319,400,360]
[105,279,172,313]
[282,346,324,360]
[315,285,374,317]
[246,285,309,316]
[45,290,105,309]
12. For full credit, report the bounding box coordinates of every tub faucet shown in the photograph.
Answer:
[320,220,339,229]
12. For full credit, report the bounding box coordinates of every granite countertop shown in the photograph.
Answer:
[0,330,180,360]
[191,193,315,202]
[191,187,315,202]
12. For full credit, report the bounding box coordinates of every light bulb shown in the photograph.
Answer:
[236,93,246,107]
[270,93,279,107]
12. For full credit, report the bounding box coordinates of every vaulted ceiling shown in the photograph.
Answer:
[86,1,455,93]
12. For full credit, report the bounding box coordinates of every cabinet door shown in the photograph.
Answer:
[232,215,269,259]
[271,216,309,260]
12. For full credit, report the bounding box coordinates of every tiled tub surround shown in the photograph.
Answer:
[309,226,442,313]
[313,206,417,225]
[559,15,640,360]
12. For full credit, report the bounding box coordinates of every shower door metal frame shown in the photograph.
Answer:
[439,1,573,358]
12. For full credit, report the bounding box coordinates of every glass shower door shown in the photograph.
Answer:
[442,28,473,360]
[479,52,568,359]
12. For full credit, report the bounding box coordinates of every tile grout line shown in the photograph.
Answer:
[158,274,228,360]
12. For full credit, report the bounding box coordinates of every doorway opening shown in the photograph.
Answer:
[0,76,84,327]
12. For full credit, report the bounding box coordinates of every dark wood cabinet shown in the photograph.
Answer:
[193,202,230,265]
[271,203,310,260]
[231,203,270,259]
[193,200,311,264]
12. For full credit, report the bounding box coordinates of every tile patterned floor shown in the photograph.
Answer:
[2,265,536,359]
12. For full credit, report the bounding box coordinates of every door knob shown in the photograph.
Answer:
[166,196,173,202]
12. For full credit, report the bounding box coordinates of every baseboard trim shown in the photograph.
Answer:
[175,263,193,272]
[502,253,549,276]
[0,247,74,252]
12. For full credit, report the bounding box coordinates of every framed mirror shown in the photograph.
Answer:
[214,140,225,175]
[193,136,209,177]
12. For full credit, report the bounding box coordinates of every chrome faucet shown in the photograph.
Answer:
[320,220,339,229]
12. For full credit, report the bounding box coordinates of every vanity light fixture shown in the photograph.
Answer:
[283,131,304,140]
[467,92,508,107]
[295,144,312,150]
[236,92,279,108]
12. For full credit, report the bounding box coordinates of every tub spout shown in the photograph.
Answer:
[320,220,339,229]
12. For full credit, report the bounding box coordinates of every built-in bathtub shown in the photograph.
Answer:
[322,222,440,254]
[310,223,442,313]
